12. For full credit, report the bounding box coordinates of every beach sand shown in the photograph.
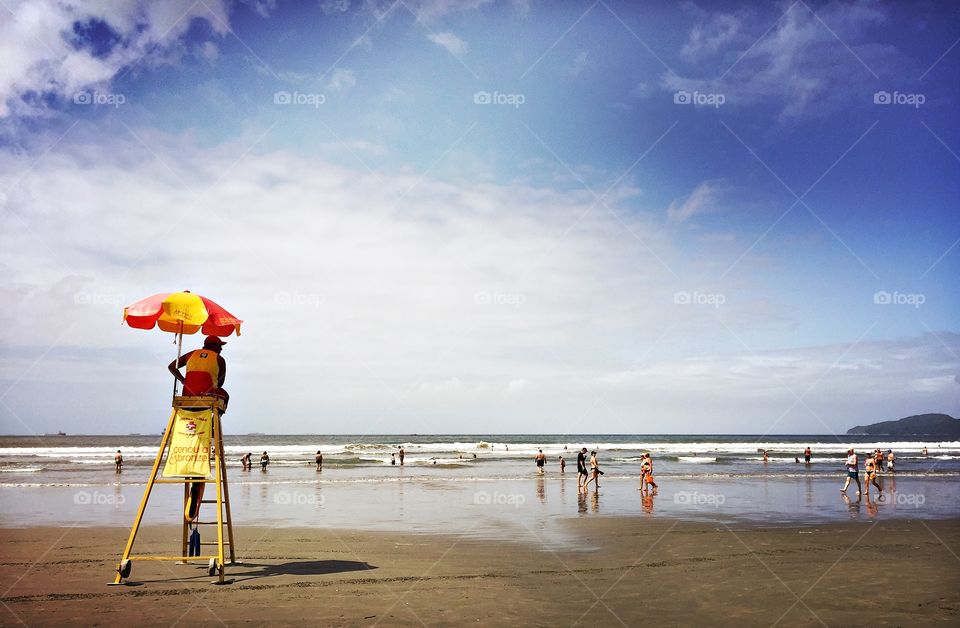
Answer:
[1,518,958,626]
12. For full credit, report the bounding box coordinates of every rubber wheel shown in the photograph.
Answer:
[119,559,132,578]
[208,558,218,577]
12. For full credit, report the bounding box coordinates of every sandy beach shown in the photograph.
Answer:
[2,517,958,626]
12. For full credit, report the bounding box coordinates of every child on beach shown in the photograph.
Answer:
[841,449,861,496]
[887,450,896,471]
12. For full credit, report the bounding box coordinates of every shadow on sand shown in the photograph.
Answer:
[127,559,377,586]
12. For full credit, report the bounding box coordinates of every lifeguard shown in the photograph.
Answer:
[168,335,229,411]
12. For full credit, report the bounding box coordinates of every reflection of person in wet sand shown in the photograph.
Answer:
[641,491,654,514]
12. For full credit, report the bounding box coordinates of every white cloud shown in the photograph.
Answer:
[0,0,230,117]
[667,181,721,223]
[427,31,468,57]
[325,68,357,92]
[664,2,893,117]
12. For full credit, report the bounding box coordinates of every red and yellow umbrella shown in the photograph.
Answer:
[123,291,242,337]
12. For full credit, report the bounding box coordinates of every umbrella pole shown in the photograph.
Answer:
[172,327,184,402]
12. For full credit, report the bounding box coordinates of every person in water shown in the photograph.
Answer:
[114,450,123,473]
[168,335,229,411]
[315,450,323,471]
[535,449,546,475]
[576,448,588,491]
[864,455,882,496]
[559,456,565,472]
[260,451,270,471]
[804,446,812,464]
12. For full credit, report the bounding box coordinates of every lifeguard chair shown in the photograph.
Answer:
[111,395,237,584]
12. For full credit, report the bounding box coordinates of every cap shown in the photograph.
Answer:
[204,335,226,346]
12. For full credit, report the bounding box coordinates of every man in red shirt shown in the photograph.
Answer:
[168,335,229,411]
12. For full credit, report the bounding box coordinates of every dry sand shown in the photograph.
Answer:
[1,518,958,626]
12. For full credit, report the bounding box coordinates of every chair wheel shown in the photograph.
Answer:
[208,558,218,577]
[119,559,132,578]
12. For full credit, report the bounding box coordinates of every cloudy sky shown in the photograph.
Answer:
[0,0,957,435]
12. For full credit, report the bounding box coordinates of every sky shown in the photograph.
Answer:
[0,0,957,436]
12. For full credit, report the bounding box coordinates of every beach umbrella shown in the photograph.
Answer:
[123,290,242,397]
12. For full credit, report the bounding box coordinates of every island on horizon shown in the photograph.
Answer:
[847,413,960,437]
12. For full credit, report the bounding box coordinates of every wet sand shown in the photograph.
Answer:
[1,518,958,626]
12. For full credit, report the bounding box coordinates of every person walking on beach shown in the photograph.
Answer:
[260,451,270,471]
[168,335,230,411]
[535,449,546,475]
[559,456,565,472]
[576,448,588,491]
[114,450,123,473]
[586,451,601,490]
[641,453,658,492]
[315,450,323,471]
[841,449,861,496]
[398,447,405,466]
[874,449,885,472]
[804,446,812,464]
[887,449,896,472]
[864,455,882,496]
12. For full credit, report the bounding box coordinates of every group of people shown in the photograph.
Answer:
[238,452,270,471]
[538,448,659,494]
[841,448,898,497]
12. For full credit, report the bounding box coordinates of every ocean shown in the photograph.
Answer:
[2,434,958,541]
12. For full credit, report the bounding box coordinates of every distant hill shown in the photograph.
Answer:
[846,413,960,437]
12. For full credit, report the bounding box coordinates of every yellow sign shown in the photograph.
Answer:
[162,408,213,477]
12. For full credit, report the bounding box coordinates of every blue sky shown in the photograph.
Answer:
[0,0,957,435]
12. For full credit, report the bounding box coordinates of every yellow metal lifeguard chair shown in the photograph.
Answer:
[111,396,237,585]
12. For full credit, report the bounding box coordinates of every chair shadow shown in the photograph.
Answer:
[227,559,377,583]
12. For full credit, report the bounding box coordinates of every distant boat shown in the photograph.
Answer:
[44,431,66,436]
